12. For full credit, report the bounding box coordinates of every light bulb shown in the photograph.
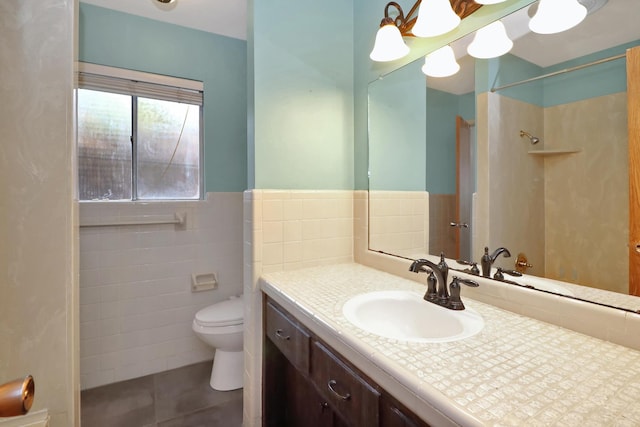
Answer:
[467,21,513,59]
[412,0,461,38]
[370,23,410,62]
[422,45,460,77]
[529,0,587,34]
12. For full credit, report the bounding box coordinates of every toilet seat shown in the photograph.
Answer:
[194,296,243,327]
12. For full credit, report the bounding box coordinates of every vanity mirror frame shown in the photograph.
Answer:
[366,0,640,312]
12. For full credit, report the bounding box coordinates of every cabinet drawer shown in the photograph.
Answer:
[382,404,427,427]
[265,300,310,373]
[311,340,380,427]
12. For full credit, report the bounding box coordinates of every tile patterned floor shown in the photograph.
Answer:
[81,361,243,427]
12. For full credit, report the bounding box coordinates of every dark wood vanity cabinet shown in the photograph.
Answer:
[263,297,430,427]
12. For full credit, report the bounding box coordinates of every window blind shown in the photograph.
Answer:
[77,63,203,106]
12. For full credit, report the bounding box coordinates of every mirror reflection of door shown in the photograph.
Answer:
[427,115,473,260]
[456,116,474,260]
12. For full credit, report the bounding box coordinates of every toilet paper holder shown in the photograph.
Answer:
[192,272,218,292]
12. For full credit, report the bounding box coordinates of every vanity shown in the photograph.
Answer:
[260,263,640,426]
[263,297,428,427]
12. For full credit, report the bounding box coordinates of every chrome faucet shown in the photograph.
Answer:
[409,258,478,310]
[480,246,511,277]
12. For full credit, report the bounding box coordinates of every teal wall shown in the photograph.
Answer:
[79,3,247,192]
[250,0,354,190]
[480,54,544,105]
[425,88,475,195]
[369,61,426,191]
[458,92,476,122]
[542,40,638,107]
[426,88,458,194]
[479,40,640,107]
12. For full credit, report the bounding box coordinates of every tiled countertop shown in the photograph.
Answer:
[260,263,640,427]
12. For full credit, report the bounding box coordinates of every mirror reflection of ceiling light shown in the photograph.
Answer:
[529,0,587,34]
[370,21,411,62]
[412,0,461,38]
[422,45,460,77]
[467,20,513,59]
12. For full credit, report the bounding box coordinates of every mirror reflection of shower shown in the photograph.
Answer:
[520,130,540,144]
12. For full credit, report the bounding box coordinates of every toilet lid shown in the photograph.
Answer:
[195,295,244,327]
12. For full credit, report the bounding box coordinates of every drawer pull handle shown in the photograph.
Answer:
[327,380,351,401]
[275,329,290,340]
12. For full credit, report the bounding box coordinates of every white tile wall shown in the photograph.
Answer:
[368,190,429,257]
[79,193,244,390]
[259,190,353,272]
[243,189,354,426]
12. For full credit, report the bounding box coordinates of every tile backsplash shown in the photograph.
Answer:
[368,190,428,257]
[79,193,243,390]
[243,189,354,425]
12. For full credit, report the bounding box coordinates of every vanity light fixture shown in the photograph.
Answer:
[421,45,460,77]
[529,0,587,34]
[474,0,508,3]
[369,0,482,62]
[467,20,513,59]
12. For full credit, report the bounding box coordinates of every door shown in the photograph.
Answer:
[455,116,474,261]
[0,1,79,425]
[628,46,640,296]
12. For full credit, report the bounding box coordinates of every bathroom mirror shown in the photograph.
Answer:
[368,0,640,310]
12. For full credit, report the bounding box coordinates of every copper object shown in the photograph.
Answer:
[0,375,35,417]
[379,0,482,37]
[515,253,533,274]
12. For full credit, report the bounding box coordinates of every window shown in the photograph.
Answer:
[77,63,203,201]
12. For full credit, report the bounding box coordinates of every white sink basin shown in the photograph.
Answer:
[342,290,484,343]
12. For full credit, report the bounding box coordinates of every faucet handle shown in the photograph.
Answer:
[448,277,479,310]
[456,259,480,275]
[493,267,522,281]
[423,271,438,302]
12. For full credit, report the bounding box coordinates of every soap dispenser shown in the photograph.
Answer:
[481,247,491,277]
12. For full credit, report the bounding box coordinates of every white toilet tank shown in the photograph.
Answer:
[194,295,244,327]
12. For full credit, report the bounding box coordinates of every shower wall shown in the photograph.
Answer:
[544,92,628,292]
[79,193,243,390]
[477,92,546,275]
[479,91,628,293]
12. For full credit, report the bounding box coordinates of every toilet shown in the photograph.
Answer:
[192,295,244,391]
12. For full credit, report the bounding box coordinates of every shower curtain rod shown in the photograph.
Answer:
[490,53,626,93]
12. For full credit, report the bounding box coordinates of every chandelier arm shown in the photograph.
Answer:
[379,0,482,37]
[384,2,406,22]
